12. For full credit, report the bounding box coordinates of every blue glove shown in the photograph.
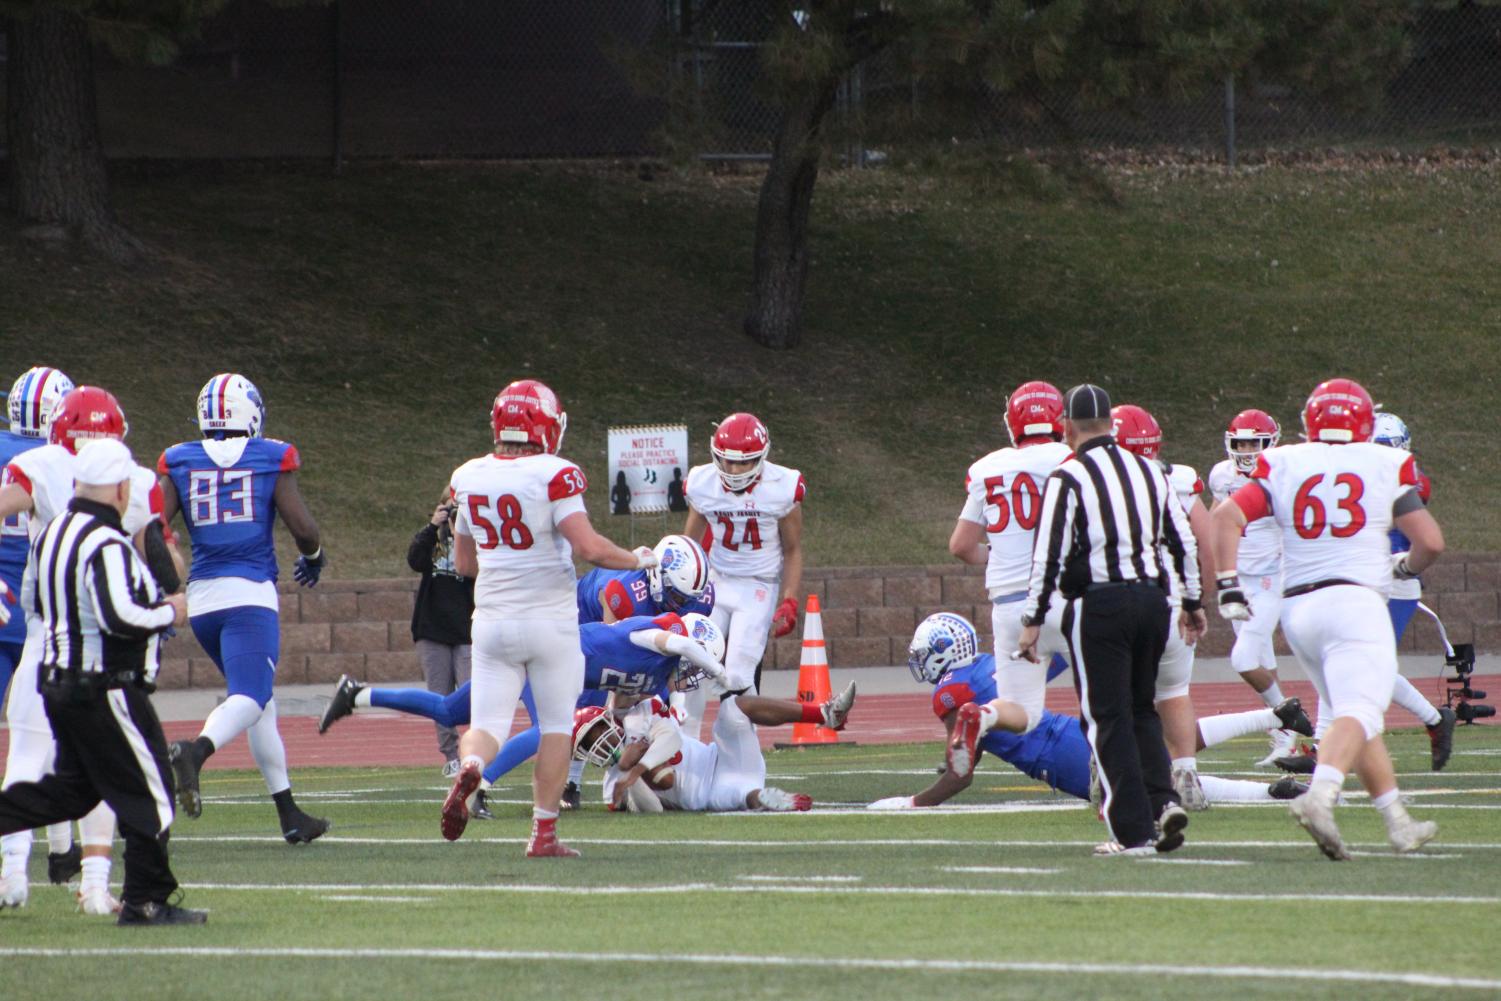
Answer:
[294,548,326,588]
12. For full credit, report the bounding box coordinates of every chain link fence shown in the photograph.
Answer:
[1,0,1499,163]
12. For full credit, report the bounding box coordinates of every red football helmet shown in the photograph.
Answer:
[47,387,128,454]
[1005,380,1064,446]
[1225,409,1281,473]
[491,379,567,454]
[1302,378,1374,444]
[710,412,770,492]
[571,705,623,767]
[1111,404,1162,459]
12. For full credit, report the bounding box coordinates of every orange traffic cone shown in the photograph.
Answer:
[786,594,839,746]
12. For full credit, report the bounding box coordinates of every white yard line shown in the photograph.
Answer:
[737,875,863,883]
[941,865,1061,875]
[1142,859,1252,866]
[1,946,1496,991]
[319,895,434,903]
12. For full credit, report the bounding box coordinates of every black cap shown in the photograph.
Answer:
[1063,383,1112,420]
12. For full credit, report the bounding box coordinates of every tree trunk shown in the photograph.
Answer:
[743,81,838,350]
[6,9,142,263]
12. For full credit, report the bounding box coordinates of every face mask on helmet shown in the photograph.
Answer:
[572,708,624,767]
[649,535,710,612]
[197,373,266,439]
[1372,412,1411,451]
[711,413,769,492]
[6,366,75,439]
[681,612,726,663]
[1224,409,1280,474]
[907,612,978,684]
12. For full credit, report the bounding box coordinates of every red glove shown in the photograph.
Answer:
[771,597,799,638]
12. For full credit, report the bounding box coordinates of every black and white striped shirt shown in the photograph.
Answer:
[22,497,175,686]
[1022,435,1200,624]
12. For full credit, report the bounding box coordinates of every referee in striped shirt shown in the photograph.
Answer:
[0,440,204,924]
[1018,385,1208,856]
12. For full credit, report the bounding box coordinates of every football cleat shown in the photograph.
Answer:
[281,810,330,845]
[1428,707,1457,772]
[1171,767,1208,812]
[1388,817,1439,855]
[1257,728,1298,768]
[441,759,460,779]
[1273,697,1315,738]
[821,681,857,732]
[560,781,581,811]
[117,900,208,926]
[526,821,581,858]
[1155,803,1189,853]
[1274,743,1318,775]
[1267,776,1310,801]
[0,873,28,909]
[47,844,82,885]
[1093,840,1155,858]
[470,789,495,821]
[757,787,813,812]
[947,702,983,779]
[318,675,363,735]
[1289,792,1350,861]
[77,888,122,916]
[167,740,204,819]
[440,761,482,841]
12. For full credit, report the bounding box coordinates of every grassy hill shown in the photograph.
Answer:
[2,158,1496,577]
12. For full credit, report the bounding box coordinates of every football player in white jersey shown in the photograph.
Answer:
[1110,403,1216,810]
[944,381,1072,776]
[1212,378,1442,860]
[679,413,805,739]
[0,388,180,914]
[1207,409,1300,765]
[441,379,657,858]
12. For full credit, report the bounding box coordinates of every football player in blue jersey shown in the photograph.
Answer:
[158,373,330,843]
[576,533,713,624]
[869,613,1311,810]
[317,612,730,820]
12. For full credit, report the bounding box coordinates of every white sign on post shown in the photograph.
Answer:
[606,424,690,515]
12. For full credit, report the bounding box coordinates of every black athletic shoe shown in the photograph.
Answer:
[561,782,581,811]
[1268,776,1311,800]
[47,844,81,885]
[167,740,203,819]
[471,789,494,821]
[117,900,208,926]
[281,810,330,845]
[1428,706,1457,772]
[1273,697,1315,738]
[318,674,363,735]
[1154,804,1189,854]
[1274,744,1318,775]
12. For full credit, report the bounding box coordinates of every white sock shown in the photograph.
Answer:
[1310,765,1345,804]
[1197,708,1277,748]
[45,822,72,855]
[1259,682,1286,708]
[78,802,115,849]
[200,693,265,751]
[353,688,373,708]
[248,698,292,794]
[567,759,585,785]
[79,855,110,896]
[1199,774,1273,803]
[533,807,558,822]
[978,703,1000,732]
[1,831,30,879]
[1391,675,1441,726]
[1171,756,1197,772]
[1372,788,1412,832]
[461,753,485,772]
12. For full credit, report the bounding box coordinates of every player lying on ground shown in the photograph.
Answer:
[869,613,1312,810]
[571,683,857,813]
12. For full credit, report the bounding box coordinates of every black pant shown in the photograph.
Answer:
[0,683,180,906]
[1064,584,1176,847]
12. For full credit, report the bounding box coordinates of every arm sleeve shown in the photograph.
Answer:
[637,715,684,772]
[140,521,181,594]
[1230,481,1272,522]
[1022,471,1078,625]
[89,543,174,637]
[958,471,986,526]
[1160,490,1201,604]
[407,524,440,573]
[549,494,587,527]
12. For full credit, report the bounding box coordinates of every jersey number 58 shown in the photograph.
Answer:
[467,494,535,550]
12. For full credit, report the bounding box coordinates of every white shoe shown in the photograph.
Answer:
[821,682,856,730]
[755,787,812,812]
[77,888,122,915]
[1289,792,1350,861]
[1093,840,1155,858]
[1171,767,1209,812]
[1257,728,1297,767]
[0,873,28,909]
[441,759,461,779]
[1388,817,1438,855]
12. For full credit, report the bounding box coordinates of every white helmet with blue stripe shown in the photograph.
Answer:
[1373,412,1410,451]
[649,534,710,613]
[908,612,979,684]
[197,373,266,438]
[6,366,75,438]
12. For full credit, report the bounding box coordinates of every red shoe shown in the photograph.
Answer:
[440,762,482,842]
[947,703,983,778]
[526,821,581,858]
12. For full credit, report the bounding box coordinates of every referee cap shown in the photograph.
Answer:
[73,438,134,486]
[1063,383,1112,420]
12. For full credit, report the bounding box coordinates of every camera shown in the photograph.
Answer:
[1443,643,1495,724]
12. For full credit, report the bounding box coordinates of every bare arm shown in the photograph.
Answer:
[157,474,180,527]
[948,518,987,566]
[684,507,708,545]
[1210,499,1248,579]
[1187,498,1216,596]
[556,511,644,570]
[454,532,478,579]
[911,712,975,807]
[1394,507,1444,574]
[272,472,321,555]
[0,483,34,521]
[778,504,804,604]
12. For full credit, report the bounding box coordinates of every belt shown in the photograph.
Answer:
[40,667,145,694]
[1084,580,1160,593]
[991,590,1028,605]
[1282,578,1357,599]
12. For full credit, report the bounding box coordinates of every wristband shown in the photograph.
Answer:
[1215,573,1240,589]
[1181,598,1204,614]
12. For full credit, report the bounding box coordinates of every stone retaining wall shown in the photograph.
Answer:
[157,555,1499,688]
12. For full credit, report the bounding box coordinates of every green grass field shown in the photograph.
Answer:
[4,724,1499,1000]
[1,160,1497,577]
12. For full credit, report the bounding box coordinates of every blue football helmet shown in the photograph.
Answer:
[1373,412,1410,451]
[907,612,979,684]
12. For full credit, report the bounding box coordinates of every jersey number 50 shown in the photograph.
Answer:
[467,494,534,550]
[188,469,254,526]
[982,473,1041,533]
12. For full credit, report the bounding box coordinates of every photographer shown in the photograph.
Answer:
[408,494,475,776]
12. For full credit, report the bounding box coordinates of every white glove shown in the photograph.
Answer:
[1391,552,1420,581]
[0,579,13,627]
[867,796,918,811]
[633,546,659,570]
[1215,573,1251,622]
